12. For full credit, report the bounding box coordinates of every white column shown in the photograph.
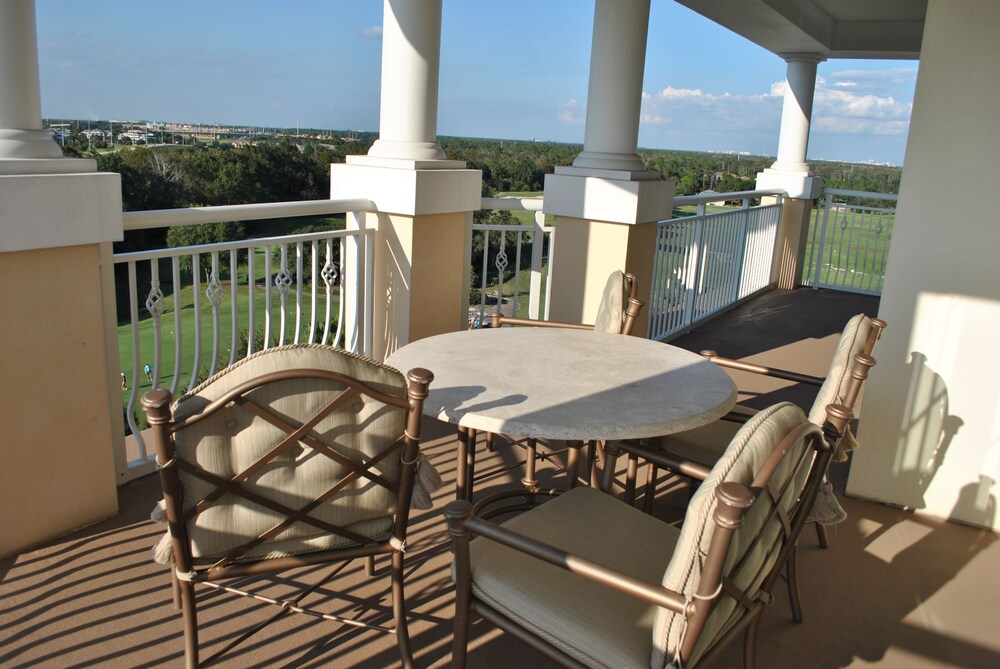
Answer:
[365,0,449,164]
[569,0,651,174]
[771,55,823,173]
[0,0,62,162]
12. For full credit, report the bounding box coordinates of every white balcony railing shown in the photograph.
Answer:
[803,188,897,295]
[469,196,554,328]
[113,198,375,481]
[647,190,783,341]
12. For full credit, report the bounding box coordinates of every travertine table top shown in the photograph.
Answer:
[386,327,737,441]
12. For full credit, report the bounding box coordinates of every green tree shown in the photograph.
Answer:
[166,220,247,281]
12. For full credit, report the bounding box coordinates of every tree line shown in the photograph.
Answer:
[55,131,900,314]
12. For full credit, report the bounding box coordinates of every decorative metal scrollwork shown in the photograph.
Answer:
[874,221,884,237]
[205,271,223,307]
[321,256,338,288]
[275,248,292,295]
[840,215,850,231]
[494,232,509,278]
[145,282,165,319]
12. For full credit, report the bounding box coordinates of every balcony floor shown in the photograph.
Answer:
[3,288,999,668]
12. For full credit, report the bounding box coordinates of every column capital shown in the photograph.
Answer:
[778,53,827,65]
[755,168,823,200]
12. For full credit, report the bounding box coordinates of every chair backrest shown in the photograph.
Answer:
[807,314,885,424]
[651,402,839,668]
[142,344,432,571]
[593,270,643,334]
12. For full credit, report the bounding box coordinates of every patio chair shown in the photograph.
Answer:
[445,402,850,669]
[625,314,884,622]
[141,344,435,669]
[468,270,646,500]
[649,314,884,508]
[489,269,645,334]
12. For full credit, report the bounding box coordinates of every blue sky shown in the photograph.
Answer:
[35,0,917,165]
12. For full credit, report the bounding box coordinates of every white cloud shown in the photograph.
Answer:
[557,98,585,124]
[657,86,707,101]
[361,26,382,39]
[640,70,913,143]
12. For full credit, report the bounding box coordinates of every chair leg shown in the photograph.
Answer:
[600,442,621,493]
[521,438,539,491]
[642,463,659,514]
[391,550,415,669]
[171,571,182,609]
[624,454,639,505]
[588,440,601,488]
[565,440,582,488]
[177,577,199,669]
[365,555,376,577]
[815,521,830,549]
[786,544,804,623]
[742,613,762,669]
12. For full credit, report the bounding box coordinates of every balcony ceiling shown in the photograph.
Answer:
[673,0,927,60]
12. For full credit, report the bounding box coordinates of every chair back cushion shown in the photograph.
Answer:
[807,314,872,424]
[652,402,810,668]
[593,270,628,333]
[170,344,407,563]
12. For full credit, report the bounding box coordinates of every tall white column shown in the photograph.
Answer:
[0,0,62,162]
[755,55,824,289]
[771,55,823,173]
[365,0,449,164]
[569,0,651,175]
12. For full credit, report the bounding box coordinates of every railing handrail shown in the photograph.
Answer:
[480,196,545,212]
[122,198,376,231]
[673,189,784,207]
[823,188,899,202]
[113,228,361,262]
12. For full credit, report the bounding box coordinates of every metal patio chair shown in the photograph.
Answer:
[141,344,435,668]
[625,313,885,623]
[445,402,850,668]
[456,270,646,501]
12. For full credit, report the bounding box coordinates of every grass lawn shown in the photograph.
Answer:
[119,247,342,418]
[802,205,894,290]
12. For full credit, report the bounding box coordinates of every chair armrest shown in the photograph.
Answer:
[700,350,825,387]
[443,500,688,613]
[614,439,712,481]
[490,313,593,330]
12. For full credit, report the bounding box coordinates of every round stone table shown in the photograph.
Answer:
[386,327,737,442]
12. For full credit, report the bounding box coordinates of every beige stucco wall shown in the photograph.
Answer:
[547,217,657,338]
[846,0,1000,530]
[0,244,119,556]
[370,211,471,361]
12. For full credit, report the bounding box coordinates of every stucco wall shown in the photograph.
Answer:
[0,244,119,556]
[847,0,1000,530]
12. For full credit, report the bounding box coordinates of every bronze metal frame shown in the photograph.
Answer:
[445,404,851,668]
[142,362,433,669]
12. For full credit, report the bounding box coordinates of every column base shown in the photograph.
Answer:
[332,161,481,216]
[0,170,122,252]
[544,172,674,224]
[756,168,823,199]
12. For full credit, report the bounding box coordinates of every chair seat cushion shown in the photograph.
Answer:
[656,419,741,468]
[470,486,680,669]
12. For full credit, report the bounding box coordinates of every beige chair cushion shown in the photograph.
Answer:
[168,344,409,563]
[807,313,872,424]
[470,486,679,669]
[652,402,809,668]
[659,314,873,469]
[593,270,628,334]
